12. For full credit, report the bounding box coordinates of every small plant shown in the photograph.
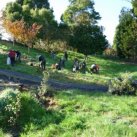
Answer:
[37,71,50,104]
[38,71,49,95]
[108,73,136,95]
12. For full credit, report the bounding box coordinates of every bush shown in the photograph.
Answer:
[18,92,46,127]
[38,71,49,95]
[37,71,49,104]
[103,48,117,57]
[0,88,46,129]
[0,88,21,128]
[34,39,69,52]
[108,73,136,95]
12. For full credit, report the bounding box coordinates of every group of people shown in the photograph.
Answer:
[7,50,21,66]
[6,49,99,74]
[72,58,86,73]
[38,51,68,71]
[51,51,68,70]
[38,51,100,74]
[72,58,99,74]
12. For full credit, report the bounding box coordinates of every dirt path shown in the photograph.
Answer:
[0,69,108,92]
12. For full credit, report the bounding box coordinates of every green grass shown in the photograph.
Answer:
[1,87,137,137]
[1,41,137,85]
[18,90,137,137]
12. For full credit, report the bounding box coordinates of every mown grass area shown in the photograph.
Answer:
[1,41,137,85]
[1,90,136,137]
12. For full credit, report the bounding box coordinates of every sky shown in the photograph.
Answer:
[0,0,132,44]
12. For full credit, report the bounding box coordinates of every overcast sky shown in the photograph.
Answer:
[0,0,132,44]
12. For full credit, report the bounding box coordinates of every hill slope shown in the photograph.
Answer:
[0,41,137,85]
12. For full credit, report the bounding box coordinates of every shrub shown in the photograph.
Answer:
[34,39,69,52]
[0,88,49,132]
[38,71,49,95]
[108,73,136,95]
[0,88,21,128]
[103,48,117,57]
[37,71,56,107]
[18,92,46,127]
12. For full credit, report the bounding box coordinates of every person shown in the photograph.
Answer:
[64,51,68,61]
[38,55,46,70]
[51,51,56,59]
[6,56,11,65]
[8,50,16,66]
[56,58,62,70]
[61,56,65,68]
[15,50,21,62]
[80,61,86,73]
[72,58,79,72]
[90,64,99,73]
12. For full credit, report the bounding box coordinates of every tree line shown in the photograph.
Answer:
[2,0,108,55]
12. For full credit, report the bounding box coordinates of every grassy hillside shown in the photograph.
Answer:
[0,42,137,136]
[0,41,137,85]
[1,89,137,137]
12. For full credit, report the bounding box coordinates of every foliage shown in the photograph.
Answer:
[3,0,57,39]
[132,0,137,16]
[17,92,46,127]
[61,0,100,26]
[108,73,136,95]
[3,19,41,49]
[0,88,21,128]
[113,7,137,59]
[69,25,108,54]
[34,39,69,52]
[61,0,108,55]
[103,48,117,57]
[38,71,49,96]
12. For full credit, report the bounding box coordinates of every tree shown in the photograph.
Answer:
[132,0,137,15]
[3,19,41,52]
[69,25,108,54]
[113,7,137,59]
[61,0,100,26]
[61,0,108,55]
[3,0,57,39]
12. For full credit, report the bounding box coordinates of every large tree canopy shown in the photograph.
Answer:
[3,0,57,39]
[61,0,108,55]
[69,25,108,54]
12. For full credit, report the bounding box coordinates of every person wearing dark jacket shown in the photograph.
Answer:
[15,50,21,62]
[38,55,46,70]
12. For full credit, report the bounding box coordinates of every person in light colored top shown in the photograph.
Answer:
[90,64,99,73]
